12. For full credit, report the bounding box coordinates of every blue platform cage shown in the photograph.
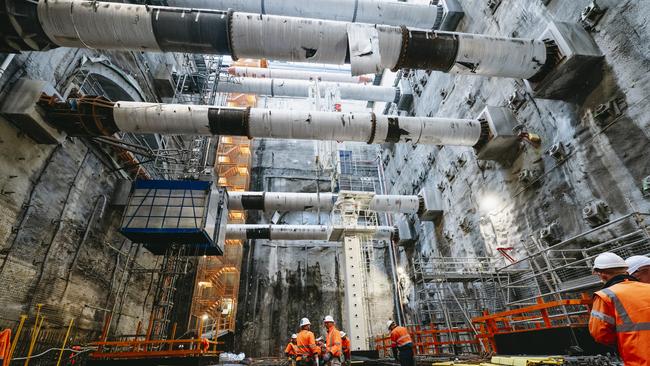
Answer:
[119,180,227,256]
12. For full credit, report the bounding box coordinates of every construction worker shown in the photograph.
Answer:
[589,252,650,365]
[340,331,351,366]
[322,315,342,366]
[626,255,650,284]
[315,337,325,366]
[387,320,415,366]
[285,334,299,365]
[200,337,210,352]
[296,318,320,366]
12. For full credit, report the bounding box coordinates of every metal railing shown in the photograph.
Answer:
[496,213,650,308]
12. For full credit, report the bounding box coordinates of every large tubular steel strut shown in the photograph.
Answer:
[227,191,421,214]
[39,95,487,147]
[2,0,554,81]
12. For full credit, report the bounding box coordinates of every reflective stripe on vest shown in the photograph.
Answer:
[590,310,615,325]
[327,329,341,355]
[600,287,650,333]
[396,334,411,346]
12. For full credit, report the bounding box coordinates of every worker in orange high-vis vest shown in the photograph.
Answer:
[626,255,650,284]
[340,331,351,366]
[589,252,650,365]
[388,320,415,366]
[285,334,299,366]
[296,318,320,366]
[323,315,342,366]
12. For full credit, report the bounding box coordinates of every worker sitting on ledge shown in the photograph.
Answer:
[285,334,299,365]
[387,320,415,366]
[626,255,650,284]
[589,252,650,365]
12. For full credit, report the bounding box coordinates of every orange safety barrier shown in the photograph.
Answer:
[0,329,11,365]
[374,295,593,355]
[374,325,479,357]
[471,295,592,353]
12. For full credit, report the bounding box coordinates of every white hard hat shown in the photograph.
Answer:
[291,334,298,339]
[386,320,395,329]
[593,252,627,270]
[323,315,335,323]
[626,255,650,275]
[340,332,346,337]
[316,337,323,342]
[300,318,311,327]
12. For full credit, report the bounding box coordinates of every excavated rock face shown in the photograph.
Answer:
[235,0,650,356]
[234,139,343,356]
[0,48,177,341]
[382,0,650,323]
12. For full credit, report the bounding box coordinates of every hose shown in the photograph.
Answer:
[11,347,93,361]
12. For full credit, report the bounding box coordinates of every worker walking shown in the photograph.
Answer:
[296,318,320,366]
[340,331,351,366]
[588,252,650,365]
[626,255,650,284]
[387,320,415,366]
[285,334,299,366]
[322,316,342,366]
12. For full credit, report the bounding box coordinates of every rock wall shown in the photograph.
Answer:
[380,0,650,323]
[235,0,650,355]
[0,47,178,349]
[234,138,397,356]
[235,139,342,356]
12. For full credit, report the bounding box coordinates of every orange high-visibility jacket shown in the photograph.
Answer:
[285,342,298,356]
[296,330,319,357]
[326,327,342,357]
[390,326,413,348]
[589,279,650,365]
[342,337,351,356]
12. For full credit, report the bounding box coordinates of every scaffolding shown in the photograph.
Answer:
[406,212,650,354]
[188,59,260,337]
[149,246,189,340]
[337,144,382,193]
[411,255,511,354]
[496,212,650,308]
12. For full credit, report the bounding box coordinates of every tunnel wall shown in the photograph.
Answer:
[234,0,650,356]
[380,0,650,325]
[0,48,180,352]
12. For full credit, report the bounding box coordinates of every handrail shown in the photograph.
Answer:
[498,212,650,270]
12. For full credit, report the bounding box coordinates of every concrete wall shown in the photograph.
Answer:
[234,138,398,356]
[235,139,341,356]
[0,48,178,348]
